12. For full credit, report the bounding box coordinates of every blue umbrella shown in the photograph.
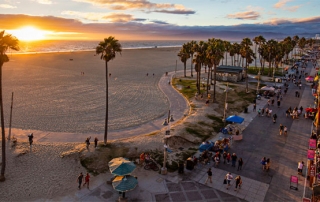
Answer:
[199,141,214,152]
[112,175,138,192]
[226,115,244,124]
[109,157,136,176]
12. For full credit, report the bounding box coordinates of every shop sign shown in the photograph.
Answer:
[309,139,317,149]
[307,149,315,160]
[310,165,316,177]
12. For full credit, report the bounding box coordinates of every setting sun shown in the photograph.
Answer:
[8,26,48,41]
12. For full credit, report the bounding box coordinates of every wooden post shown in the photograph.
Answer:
[8,92,13,141]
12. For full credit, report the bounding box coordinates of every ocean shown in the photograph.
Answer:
[15,40,190,54]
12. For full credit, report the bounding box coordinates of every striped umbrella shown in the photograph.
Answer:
[109,157,136,176]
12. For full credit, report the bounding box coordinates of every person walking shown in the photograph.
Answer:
[273,113,277,123]
[237,158,243,171]
[279,124,284,135]
[223,151,227,164]
[268,109,272,117]
[225,172,233,189]
[271,98,274,106]
[226,153,231,164]
[231,153,237,167]
[253,104,256,112]
[265,158,271,171]
[94,137,98,148]
[258,108,261,117]
[261,157,267,170]
[83,172,90,188]
[28,133,34,151]
[277,99,281,108]
[261,108,265,116]
[77,172,84,189]
[85,136,91,150]
[205,168,212,184]
[284,126,288,135]
[214,155,220,168]
[234,176,242,191]
[298,161,304,176]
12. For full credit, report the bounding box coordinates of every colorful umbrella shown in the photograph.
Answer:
[260,86,275,91]
[109,157,136,176]
[112,175,138,192]
[226,115,244,124]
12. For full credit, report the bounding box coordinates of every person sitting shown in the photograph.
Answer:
[235,130,240,135]
[228,127,233,135]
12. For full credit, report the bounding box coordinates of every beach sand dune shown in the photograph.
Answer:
[3,48,181,134]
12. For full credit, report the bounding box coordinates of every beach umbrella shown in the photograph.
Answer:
[260,86,275,91]
[199,141,214,152]
[112,175,138,198]
[226,115,244,124]
[109,157,136,176]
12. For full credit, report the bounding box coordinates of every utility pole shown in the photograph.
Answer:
[161,110,173,175]
[223,83,229,126]
[8,92,13,141]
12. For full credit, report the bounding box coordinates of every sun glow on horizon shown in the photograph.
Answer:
[8,26,49,41]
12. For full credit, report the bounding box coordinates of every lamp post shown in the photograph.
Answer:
[222,83,229,125]
[257,69,261,95]
[161,110,174,175]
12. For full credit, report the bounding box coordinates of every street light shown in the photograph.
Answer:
[257,69,261,95]
[222,83,229,125]
[161,110,174,175]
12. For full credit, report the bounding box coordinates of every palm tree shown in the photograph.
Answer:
[96,37,122,145]
[177,44,190,77]
[292,35,299,58]
[0,31,19,182]
[232,43,241,66]
[240,38,254,92]
[186,41,197,77]
[223,41,231,66]
[206,38,225,101]
[298,37,307,56]
[282,36,293,61]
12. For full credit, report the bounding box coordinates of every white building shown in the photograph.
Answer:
[315,34,320,39]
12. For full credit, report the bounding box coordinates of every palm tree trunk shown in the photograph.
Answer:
[225,52,227,65]
[104,61,108,145]
[213,64,217,102]
[184,62,186,77]
[245,62,248,93]
[0,64,6,181]
[255,44,257,69]
[190,55,193,77]
[206,67,210,95]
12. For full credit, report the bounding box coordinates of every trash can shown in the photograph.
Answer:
[186,158,194,170]
[244,107,248,113]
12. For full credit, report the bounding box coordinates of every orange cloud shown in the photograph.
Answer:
[274,0,292,8]
[273,0,301,12]
[226,11,260,20]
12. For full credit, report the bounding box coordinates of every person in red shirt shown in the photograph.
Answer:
[83,172,90,188]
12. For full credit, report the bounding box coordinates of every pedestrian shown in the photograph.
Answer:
[226,153,231,164]
[85,136,91,150]
[268,109,272,117]
[231,153,237,167]
[295,90,298,97]
[28,133,34,148]
[261,108,265,116]
[140,152,145,165]
[234,176,242,191]
[261,157,267,170]
[271,98,274,106]
[225,172,233,189]
[284,126,288,135]
[83,172,90,188]
[253,104,256,112]
[205,168,212,184]
[265,158,271,171]
[94,137,98,148]
[237,158,243,171]
[298,161,304,175]
[277,99,280,108]
[267,99,270,106]
[214,155,220,167]
[279,124,284,135]
[273,113,277,123]
[223,151,227,164]
[265,108,269,117]
[77,172,84,189]
[258,108,261,117]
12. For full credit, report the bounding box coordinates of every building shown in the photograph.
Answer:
[216,65,244,82]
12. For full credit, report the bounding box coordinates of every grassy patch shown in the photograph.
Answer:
[205,114,225,133]
[236,90,256,103]
[172,78,206,100]
[80,143,130,176]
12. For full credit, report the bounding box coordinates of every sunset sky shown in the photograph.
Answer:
[0,0,319,41]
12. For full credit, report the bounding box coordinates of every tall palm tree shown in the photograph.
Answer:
[186,40,197,77]
[206,38,225,101]
[224,41,231,66]
[240,38,254,92]
[282,36,293,61]
[298,37,307,56]
[292,35,299,58]
[177,44,190,77]
[232,43,241,66]
[0,31,19,182]
[96,37,122,145]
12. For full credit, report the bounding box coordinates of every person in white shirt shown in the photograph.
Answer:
[225,172,233,189]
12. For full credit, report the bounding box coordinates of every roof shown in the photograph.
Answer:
[217,65,243,73]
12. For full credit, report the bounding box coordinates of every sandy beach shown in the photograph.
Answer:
[2,48,182,134]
